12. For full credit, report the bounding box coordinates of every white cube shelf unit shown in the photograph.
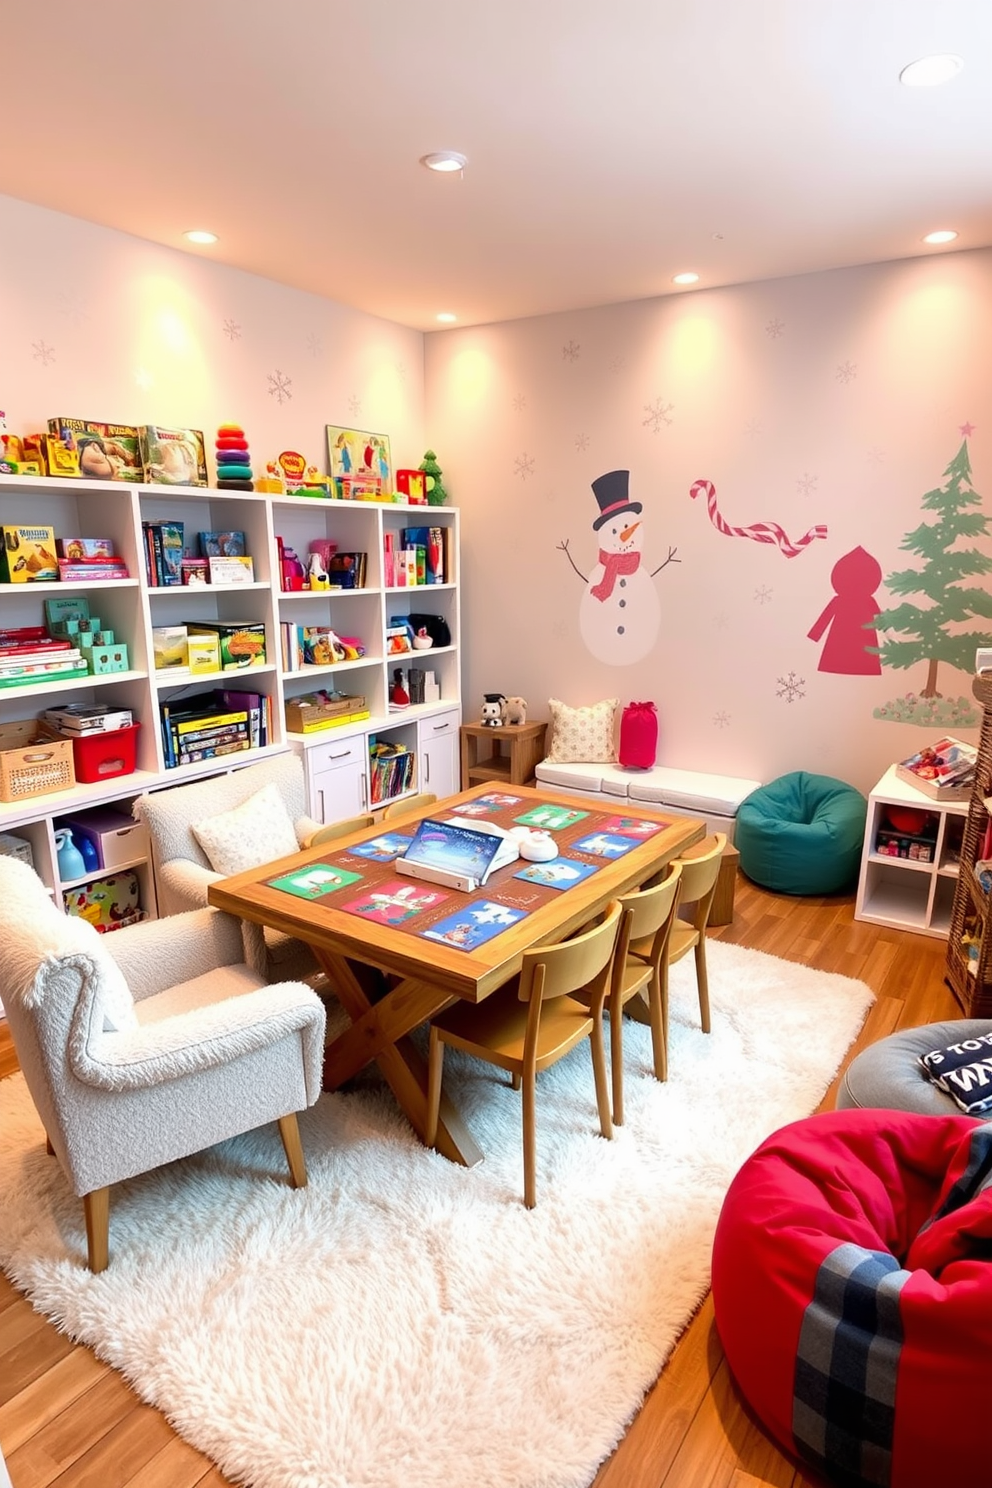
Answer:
[855,764,969,938]
[0,472,460,906]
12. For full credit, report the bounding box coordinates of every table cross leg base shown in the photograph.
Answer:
[317,949,484,1168]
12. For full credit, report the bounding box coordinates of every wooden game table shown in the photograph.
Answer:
[207,782,704,1166]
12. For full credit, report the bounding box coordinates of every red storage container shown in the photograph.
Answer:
[71,722,140,783]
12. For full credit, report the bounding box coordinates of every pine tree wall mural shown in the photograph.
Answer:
[873,438,992,729]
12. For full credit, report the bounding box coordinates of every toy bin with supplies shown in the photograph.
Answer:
[0,719,76,803]
[68,722,141,783]
[55,806,148,872]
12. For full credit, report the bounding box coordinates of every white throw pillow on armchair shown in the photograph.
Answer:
[191,782,301,876]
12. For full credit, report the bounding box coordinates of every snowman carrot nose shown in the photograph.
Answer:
[620,521,640,542]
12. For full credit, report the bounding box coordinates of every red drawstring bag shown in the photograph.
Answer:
[619,701,658,770]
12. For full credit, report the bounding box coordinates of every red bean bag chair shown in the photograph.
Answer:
[712,1108,992,1488]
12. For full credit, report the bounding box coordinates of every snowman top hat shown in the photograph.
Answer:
[591,469,642,531]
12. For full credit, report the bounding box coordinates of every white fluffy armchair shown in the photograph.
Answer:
[0,857,326,1272]
[134,753,321,980]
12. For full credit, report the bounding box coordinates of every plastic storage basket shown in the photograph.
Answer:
[0,719,75,803]
[70,722,140,784]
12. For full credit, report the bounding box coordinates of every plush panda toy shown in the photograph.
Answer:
[480,692,506,727]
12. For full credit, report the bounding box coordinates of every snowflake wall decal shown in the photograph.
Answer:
[642,398,674,433]
[776,671,806,703]
[544,487,557,504]
[714,612,730,630]
[867,446,885,464]
[796,472,818,496]
[836,361,858,383]
[574,433,589,452]
[608,356,625,374]
[562,340,580,361]
[306,333,321,357]
[753,585,773,605]
[514,453,536,481]
[713,711,731,729]
[32,341,55,366]
[765,318,785,338]
[55,292,88,325]
[551,619,568,637]
[348,394,362,417]
[512,394,527,412]
[267,369,293,404]
[395,362,407,380]
[744,418,762,437]
[222,319,241,341]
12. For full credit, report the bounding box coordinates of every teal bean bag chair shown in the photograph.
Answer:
[735,771,867,895]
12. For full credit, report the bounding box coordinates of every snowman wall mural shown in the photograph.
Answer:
[557,469,679,665]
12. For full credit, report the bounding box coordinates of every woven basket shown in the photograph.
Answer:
[0,719,75,802]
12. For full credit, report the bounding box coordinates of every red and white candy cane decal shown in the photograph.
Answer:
[689,479,827,559]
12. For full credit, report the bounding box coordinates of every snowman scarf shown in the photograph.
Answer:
[591,548,640,601]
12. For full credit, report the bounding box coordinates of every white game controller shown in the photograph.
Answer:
[513,828,559,863]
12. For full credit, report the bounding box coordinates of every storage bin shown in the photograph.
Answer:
[71,722,141,783]
[0,719,75,803]
[56,807,148,871]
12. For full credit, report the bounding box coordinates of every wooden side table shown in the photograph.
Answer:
[460,721,548,790]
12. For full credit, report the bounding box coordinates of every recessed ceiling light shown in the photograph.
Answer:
[436,313,457,323]
[923,229,958,244]
[420,152,468,174]
[672,272,699,285]
[184,229,218,245]
[899,54,964,87]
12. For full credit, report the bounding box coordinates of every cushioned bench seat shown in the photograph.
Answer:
[533,760,761,840]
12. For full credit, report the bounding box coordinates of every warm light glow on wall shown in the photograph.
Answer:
[668,315,719,377]
[444,347,494,407]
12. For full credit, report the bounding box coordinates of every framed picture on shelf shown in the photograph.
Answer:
[326,425,391,498]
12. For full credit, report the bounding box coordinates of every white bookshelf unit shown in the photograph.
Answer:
[854,764,968,938]
[0,472,460,910]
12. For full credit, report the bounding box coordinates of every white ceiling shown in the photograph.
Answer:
[2,1,990,331]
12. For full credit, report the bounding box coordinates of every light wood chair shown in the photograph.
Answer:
[632,833,726,1080]
[308,812,374,846]
[425,900,622,1207]
[605,862,683,1122]
[381,791,437,820]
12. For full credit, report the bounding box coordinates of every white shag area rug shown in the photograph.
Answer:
[0,941,873,1488]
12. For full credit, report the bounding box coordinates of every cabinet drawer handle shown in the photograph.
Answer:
[327,749,352,761]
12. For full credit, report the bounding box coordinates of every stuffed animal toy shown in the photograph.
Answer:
[501,696,528,726]
[481,692,506,727]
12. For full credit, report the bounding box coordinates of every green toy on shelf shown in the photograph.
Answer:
[418,449,448,506]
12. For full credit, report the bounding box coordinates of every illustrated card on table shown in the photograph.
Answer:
[598,815,667,838]
[420,901,528,950]
[340,879,448,925]
[514,857,601,889]
[267,863,364,899]
[571,831,638,859]
[514,804,589,829]
[345,832,413,861]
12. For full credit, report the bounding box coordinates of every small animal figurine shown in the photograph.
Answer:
[501,695,528,726]
[481,692,506,727]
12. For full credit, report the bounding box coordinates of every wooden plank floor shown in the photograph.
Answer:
[0,878,958,1488]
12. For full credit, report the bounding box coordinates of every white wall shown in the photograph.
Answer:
[0,194,426,498]
[425,251,992,794]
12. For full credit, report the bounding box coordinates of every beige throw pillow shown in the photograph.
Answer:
[546,698,619,764]
[192,781,300,876]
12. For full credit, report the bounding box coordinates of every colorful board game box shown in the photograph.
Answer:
[0,525,58,582]
[47,418,144,482]
[139,425,208,487]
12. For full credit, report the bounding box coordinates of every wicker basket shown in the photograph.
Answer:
[0,719,76,803]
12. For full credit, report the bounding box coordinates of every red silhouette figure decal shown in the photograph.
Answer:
[807,546,882,675]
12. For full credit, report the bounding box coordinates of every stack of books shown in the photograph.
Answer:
[368,739,414,805]
[896,736,979,801]
[159,687,270,768]
[142,521,184,586]
[0,626,89,688]
[56,536,129,583]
